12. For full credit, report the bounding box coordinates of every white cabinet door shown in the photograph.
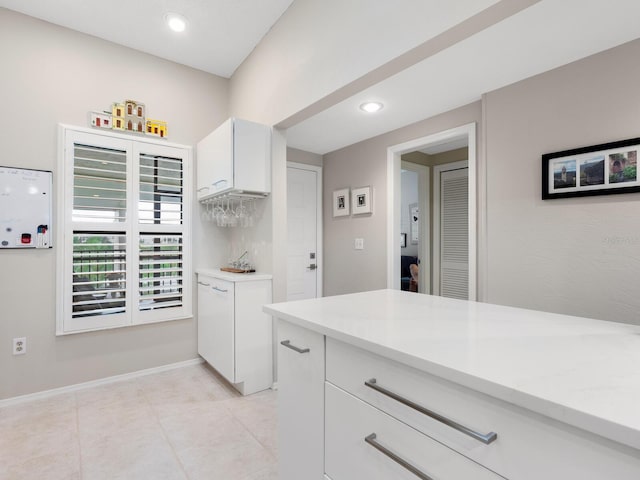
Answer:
[196,118,270,200]
[197,278,216,365]
[234,280,273,395]
[277,319,325,480]
[205,278,235,382]
[196,118,233,199]
[234,118,271,193]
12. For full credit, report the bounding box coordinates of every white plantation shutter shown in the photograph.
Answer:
[58,127,192,334]
[440,168,469,300]
[139,233,184,311]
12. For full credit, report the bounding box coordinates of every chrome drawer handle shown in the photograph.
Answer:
[212,179,227,186]
[196,186,209,192]
[212,286,228,293]
[365,433,433,480]
[197,281,210,286]
[280,340,310,354]
[364,378,497,445]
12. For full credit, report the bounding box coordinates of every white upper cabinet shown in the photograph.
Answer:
[196,118,271,200]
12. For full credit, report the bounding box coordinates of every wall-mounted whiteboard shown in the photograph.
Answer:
[0,166,52,249]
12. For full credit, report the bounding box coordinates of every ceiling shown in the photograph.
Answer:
[2,1,640,155]
[0,0,294,78]
[287,0,640,154]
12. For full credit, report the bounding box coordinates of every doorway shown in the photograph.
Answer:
[286,162,323,300]
[387,123,478,301]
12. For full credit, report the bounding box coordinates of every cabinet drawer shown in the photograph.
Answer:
[325,383,503,480]
[326,338,640,480]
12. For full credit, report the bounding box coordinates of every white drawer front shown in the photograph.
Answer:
[326,338,640,480]
[325,383,503,480]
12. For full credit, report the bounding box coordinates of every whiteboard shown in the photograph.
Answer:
[0,166,52,249]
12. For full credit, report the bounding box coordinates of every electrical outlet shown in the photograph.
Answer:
[354,238,364,250]
[12,337,26,355]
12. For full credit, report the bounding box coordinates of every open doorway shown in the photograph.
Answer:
[387,123,478,301]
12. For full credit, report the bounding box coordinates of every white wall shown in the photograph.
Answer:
[0,9,229,399]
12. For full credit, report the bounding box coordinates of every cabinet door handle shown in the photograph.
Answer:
[364,378,497,445]
[196,186,209,192]
[212,179,228,186]
[212,286,228,293]
[364,433,433,480]
[280,340,310,354]
[197,281,210,286]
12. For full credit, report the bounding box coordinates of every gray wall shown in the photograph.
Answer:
[322,37,640,325]
[322,102,481,296]
[0,9,229,399]
[484,38,640,324]
[287,147,323,167]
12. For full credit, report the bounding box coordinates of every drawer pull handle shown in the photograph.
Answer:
[196,186,209,192]
[364,378,498,445]
[365,433,433,480]
[197,281,210,286]
[212,286,228,293]
[280,340,310,354]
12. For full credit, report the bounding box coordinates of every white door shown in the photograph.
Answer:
[433,161,469,300]
[287,164,321,300]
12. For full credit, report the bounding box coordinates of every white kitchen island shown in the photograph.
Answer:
[264,289,640,480]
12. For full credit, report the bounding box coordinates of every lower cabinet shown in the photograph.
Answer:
[276,320,640,480]
[197,274,272,395]
[277,319,325,480]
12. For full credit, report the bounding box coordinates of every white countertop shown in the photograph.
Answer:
[197,268,272,282]
[264,289,640,451]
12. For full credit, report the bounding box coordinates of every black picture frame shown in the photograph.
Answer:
[542,137,640,199]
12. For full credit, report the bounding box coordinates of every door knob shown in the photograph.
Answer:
[307,264,317,270]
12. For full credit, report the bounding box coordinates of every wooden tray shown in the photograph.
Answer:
[220,267,256,273]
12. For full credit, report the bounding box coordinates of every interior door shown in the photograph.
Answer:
[434,163,469,300]
[287,165,319,300]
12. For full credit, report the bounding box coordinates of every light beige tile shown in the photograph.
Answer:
[77,402,158,446]
[80,427,187,480]
[224,390,278,456]
[0,450,81,480]
[75,378,146,409]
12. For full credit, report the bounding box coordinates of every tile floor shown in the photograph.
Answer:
[0,363,278,480]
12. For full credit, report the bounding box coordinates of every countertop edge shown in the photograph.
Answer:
[264,304,640,452]
[197,268,272,282]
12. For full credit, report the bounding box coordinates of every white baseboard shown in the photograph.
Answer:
[0,357,204,409]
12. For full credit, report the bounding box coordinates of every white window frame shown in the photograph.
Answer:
[56,124,193,335]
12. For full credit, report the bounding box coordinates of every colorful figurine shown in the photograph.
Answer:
[111,102,126,130]
[124,100,145,133]
[146,119,168,138]
[90,111,112,129]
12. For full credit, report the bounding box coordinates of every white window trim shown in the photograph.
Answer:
[56,124,193,335]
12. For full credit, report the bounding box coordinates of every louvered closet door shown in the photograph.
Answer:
[439,167,468,300]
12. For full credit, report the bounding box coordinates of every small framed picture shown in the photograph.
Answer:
[410,203,419,244]
[332,188,350,217]
[351,186,372,215]
[400,233,407,248]
[542,137,640,199]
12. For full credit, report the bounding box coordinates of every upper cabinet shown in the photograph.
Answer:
[196,118,271,200]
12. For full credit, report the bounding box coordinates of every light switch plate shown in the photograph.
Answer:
[354,238,364,250]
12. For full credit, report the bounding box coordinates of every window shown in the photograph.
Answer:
[57,126,192,334]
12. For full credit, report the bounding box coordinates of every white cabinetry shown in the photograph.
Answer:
[196,118,271,200]
[274,321,640,480]
[277,320,325,480]
[197,271,272,395]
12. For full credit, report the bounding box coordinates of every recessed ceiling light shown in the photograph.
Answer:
[165,13,188,33]
[360,102,383,113]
